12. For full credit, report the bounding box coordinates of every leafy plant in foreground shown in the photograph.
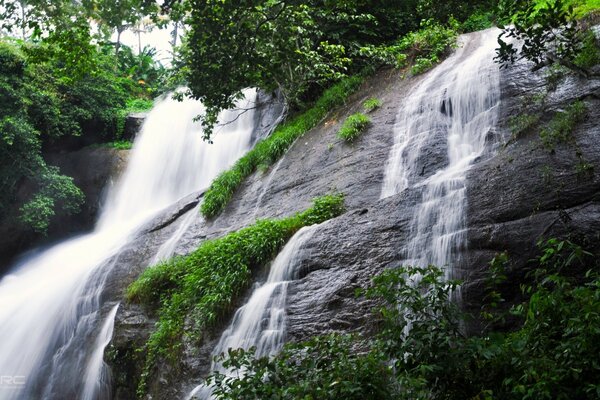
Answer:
[207,238,600,400]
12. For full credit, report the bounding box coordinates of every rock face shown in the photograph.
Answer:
[106,36,600,400]
[0,147,129,273]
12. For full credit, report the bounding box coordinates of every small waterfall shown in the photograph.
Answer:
[0,89,265,400]
[81,304,119,400]
[151,205,202,264]
[381,29,501,272]
[188,224,321,400]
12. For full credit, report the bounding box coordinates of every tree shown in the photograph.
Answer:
[495,0,599,77]
[0,42,84,233]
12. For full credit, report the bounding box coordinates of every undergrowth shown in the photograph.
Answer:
[209,239,600,400]
[128,193,346,397]
[200,76,362,218]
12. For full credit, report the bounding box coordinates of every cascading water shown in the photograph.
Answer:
[188,223,322,400]
[0,88,265,400]
[381,29,501,272]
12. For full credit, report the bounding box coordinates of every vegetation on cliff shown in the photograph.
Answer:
[127,193,346,396]
[209,239,600,400]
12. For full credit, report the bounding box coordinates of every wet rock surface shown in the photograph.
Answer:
[107,57,600,399]
[463,59,600,316]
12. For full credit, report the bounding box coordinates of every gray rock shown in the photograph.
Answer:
[107,55,600,399]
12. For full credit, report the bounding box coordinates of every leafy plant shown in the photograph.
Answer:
[495,0,599,76]
[395,19,459,75]
[508,113,541,138]
[337,113,371,142]
[206,239,600,400]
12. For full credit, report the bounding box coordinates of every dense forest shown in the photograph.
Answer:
[0,0,599,399]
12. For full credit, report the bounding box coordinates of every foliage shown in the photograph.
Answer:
[461,10,496,32]
[176,0,471,139]
[210,335,393,400]
[200,76,362,218]
[127,193,345,396]
[573,29,600,69]
[495,0,600,75]
[539,100,587,150]
[362,97,382,112]
[0,41,88,233]
[102,140,134,150]
[337,113,370,142]
[508,113,541,138]
[116,97,154,137]
[394,19,459,75]
[207,239,600,400]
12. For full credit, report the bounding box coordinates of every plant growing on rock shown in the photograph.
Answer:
[363,97,382,112]
[337,113,370,142]
[128,193,346,396]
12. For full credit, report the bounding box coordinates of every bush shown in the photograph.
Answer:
[396,19,459,75]
[200,76,363,218]
[461,10,496,32]
[207,239,600,400]
[128,194,346,396]
[337,113,371,142]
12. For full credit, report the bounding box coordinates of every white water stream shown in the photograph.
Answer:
[0,89,262,400]
[382,29,501,272]
[188,224,321,399]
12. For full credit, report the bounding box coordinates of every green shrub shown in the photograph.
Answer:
[396,19,459,75]
[337,113,371,142]
[128,193,345,396]
[209,239,600,400]
[103,140,133,150]
[200,76,362,218]
[508,113,540,138]
[573,30,600,69]
[363,97,382,112]
[116,98,154,137]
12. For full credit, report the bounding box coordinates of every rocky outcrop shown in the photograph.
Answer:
[106,35,600,399]
[0,147,129,273]
[463,58,600,316]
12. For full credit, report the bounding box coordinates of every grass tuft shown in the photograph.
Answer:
[337,113,371,142]
[363,97,382,112]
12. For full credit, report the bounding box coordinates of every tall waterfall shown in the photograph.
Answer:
[381,29,501,272]
[189,224,321,400]
[0,89,263,400]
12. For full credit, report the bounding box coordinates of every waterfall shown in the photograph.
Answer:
[0,89,264,400]
[188,224,321,400]
[381,29,501,272]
